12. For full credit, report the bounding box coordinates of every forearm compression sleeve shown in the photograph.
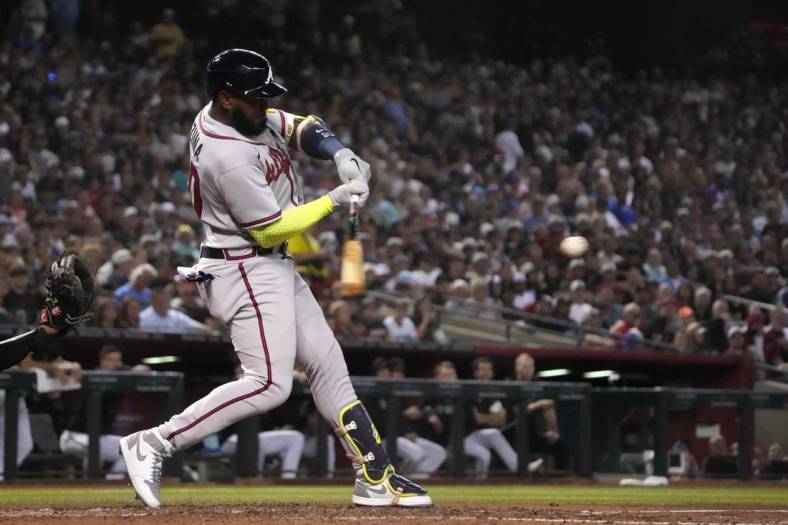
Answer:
[248,195,335,248]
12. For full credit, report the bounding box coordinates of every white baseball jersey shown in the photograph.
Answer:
[187,102,303,248]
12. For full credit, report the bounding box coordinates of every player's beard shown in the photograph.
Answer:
[230,106,266,136]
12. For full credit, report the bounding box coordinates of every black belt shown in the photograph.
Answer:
[200,243,287,260]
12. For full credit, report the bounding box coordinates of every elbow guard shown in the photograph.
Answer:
[296,115,345,159]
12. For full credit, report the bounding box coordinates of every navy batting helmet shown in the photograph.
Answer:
[205,49,287,100]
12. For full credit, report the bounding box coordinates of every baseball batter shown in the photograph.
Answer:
[118,49,431,508]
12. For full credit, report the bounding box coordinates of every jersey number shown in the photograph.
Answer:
[188,162,203,218]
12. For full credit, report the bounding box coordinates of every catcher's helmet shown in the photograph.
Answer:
[206,49,287,99]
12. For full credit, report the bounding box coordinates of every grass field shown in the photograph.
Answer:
[1,483,786,524]
[0,483,787,507]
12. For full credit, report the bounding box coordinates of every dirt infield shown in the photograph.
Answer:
[1,502,787,525]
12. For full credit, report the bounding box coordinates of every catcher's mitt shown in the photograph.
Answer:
[40,251,95,334]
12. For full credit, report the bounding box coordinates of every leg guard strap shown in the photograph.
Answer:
[337,400,391,484]
[333,420,357,439]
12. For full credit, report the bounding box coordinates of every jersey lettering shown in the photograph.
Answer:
[188,162,203,218]
[263,147,291,185]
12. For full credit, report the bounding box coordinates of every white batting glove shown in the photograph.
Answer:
[334,148,371,184]
[329,180,369,208]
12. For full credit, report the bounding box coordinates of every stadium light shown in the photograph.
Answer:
[141,356,180,365]
[536,368,572,378]
[583,370,617,379]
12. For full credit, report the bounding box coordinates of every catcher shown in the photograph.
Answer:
[0,252,94,370]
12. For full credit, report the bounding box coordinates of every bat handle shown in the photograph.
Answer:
[350,194,360,214]
[349,195,360,238]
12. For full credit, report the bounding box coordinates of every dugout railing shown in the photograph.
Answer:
[594,387,788,479]
[1,370,184,480]
[233,378,593,479]
[0,369,37,480]
[5,373,788,480]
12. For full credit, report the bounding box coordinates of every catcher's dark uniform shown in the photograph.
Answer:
[0,252,94,370]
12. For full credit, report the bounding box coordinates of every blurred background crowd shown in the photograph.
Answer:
[0,0,786,366]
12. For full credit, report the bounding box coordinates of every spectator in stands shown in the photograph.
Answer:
[464,357,541,477]
[674,307,697,352]
[354,297,387,340]
[118,297,141,330]
[740,269,773,305]
[642,249,668,284]
[95,249,134,291]
[139,285,213,334]
[0,3,786,361]
[327,299,362,340]
[764,307,787,365]
[412,254,442,289]
[744,309,768,364]
[170,276,212,326]
[568,280,592,325]
[529,295,563,332]
[412,296,448,344]
[705,300,730,353]
[725,325,748,356]
[470,278,501,318]
[114,263,157,310]
[172,224,200,264]
[444,279,471,312]
[686,322,707,353]
[3,264,43,324]
[512,271,537,311]
[509,353,569,470]
[383,299,418,342]
[595,285,623,329]
[610,303,643,349]
[693,287,713,323]
[0,276,17,324]
[149,8,186,59]
[92,297,124,330]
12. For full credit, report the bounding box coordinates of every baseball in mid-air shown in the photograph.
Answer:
[560,236,589,258]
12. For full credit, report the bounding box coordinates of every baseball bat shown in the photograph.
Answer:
[340,195,366,297]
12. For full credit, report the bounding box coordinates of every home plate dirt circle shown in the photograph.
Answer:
[1,503,787,525]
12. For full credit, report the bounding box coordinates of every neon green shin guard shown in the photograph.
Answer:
[335,400,392,484]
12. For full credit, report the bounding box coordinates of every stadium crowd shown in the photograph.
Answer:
[1,1,787,485]
[0,4,787,368]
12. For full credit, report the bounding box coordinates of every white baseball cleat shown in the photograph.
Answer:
[119,428,175,509]
[352,469,433,507]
